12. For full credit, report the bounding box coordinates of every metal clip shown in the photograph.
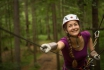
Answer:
[94,31,100,38]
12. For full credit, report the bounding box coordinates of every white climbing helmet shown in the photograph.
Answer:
[63,14,79,26]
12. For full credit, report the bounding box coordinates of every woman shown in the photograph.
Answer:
[40,14,100,70]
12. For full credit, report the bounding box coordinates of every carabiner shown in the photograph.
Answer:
[94,30,100,38]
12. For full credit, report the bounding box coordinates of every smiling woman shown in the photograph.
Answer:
[40,14,100,70]
[64,20,80,37]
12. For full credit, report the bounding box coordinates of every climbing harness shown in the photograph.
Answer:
[83,48,104,70]
[83,14,104,70]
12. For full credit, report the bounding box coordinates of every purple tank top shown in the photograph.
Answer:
[60,31,90,69]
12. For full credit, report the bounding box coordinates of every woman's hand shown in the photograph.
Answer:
[40,42,58,53]
[90,50,100,60]
[40,44,51,53]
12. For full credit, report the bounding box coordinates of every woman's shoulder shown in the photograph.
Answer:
[60,37,67,41]
[81,30,91,38]
[59,37,68,45]
[81,30,91,36]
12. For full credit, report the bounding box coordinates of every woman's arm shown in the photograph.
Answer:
[54,41,65,52]
[88,37,95,52]
[40,41,65,53]
[88,37,100,60]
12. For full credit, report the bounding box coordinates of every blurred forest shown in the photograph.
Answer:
[0,0,104,70]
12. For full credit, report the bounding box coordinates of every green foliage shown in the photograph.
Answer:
[38,35,48,40]
[99,31,104,70]
[29,63,40,70]
[101,56,104,70]
[0,62,24,70]
[0,62,15,70]
[0,0,104,70]
[21,52,33,65]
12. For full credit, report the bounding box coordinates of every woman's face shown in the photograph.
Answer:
[66,20,80,36]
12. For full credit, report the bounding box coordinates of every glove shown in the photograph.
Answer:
[90,50,100,60]
[93,54,100,60]
[40,44,51,53]
[40,42,57,53]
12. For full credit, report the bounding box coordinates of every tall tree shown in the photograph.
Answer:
[0,22,2,70]
[56,0,63,37]
[62,0,65,18]
[92,0,100,70]
[46,4,51,40]
[51,2,60,70]
[7,0,14,62]
[31,0,37,65]
[24,0,31,48]
[77,0,85,30]
[13,0,21,70]
[0,1,3,67]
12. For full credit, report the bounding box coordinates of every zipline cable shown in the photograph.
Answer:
[0,27,40,47]
[0,26,63,56]
[98,14,104,30]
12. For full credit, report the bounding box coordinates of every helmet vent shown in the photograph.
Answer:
[70,16,73,18]
[65,17,68,20]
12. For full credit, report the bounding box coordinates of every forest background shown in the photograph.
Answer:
[0,0,104,70]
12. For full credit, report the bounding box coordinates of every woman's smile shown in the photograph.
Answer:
[66,20,80,36]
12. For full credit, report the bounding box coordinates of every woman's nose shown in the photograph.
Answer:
[72,25,76,29]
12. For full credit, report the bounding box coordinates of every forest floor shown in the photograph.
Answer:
[22,45,63,70]
[2,46,63,70]
[22,52,62,70]
[37,53,57,70]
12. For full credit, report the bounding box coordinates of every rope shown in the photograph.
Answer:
[0,27,40,47]
[98,14,104,30]
[93,14,104,48]
[0,26,63,56]
[84,48,104,70]
[85,14,104,69]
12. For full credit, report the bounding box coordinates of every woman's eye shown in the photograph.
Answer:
[74,23,78,26]
[68,25,72,27]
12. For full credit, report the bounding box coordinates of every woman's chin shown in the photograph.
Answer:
[70,33,79,37]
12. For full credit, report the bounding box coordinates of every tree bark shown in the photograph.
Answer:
[24,0,31,49]
[46,4,51,40]
[51,2,60,70]
[13,0,21,70]
[0,24,2,69]
[92,0,100,70]
[31,0,37,65]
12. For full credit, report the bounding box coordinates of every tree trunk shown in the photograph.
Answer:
[77,0,85,30]
[51,2,60,70]
[31,0,37,65]
[46,4,51,40]
[24,0,31,48]
[0,24,2,69]
[62,0,65,18]
[13,0,21,70]
[92,0,100,70]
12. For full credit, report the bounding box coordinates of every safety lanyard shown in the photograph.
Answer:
[93,30,100,48]
[84,14,104,70]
